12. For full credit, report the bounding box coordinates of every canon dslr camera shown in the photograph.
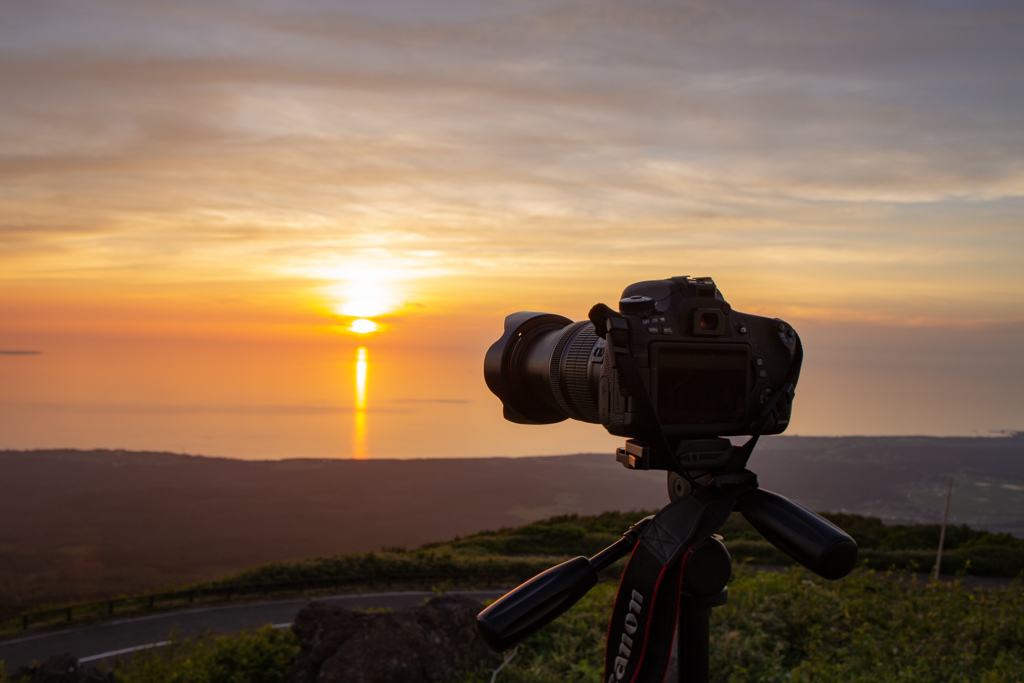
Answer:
[484,276,802,467]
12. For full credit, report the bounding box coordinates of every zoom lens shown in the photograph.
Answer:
[484,312,604,425]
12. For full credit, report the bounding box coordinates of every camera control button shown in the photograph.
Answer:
[754,356,765,367]
[648,327,660,334]
[662,327,673,335]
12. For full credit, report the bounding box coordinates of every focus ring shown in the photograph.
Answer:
[563,324,600,422]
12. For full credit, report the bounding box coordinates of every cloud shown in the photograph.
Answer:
[390,398,471,404]
[0,400,415,416]
[1,0,1022,322]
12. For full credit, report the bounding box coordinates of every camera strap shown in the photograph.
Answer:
[588,304,676,465]
[603,490,737,683]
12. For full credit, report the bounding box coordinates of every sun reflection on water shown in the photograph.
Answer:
[353,346,368,459]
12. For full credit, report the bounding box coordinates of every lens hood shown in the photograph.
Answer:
[484,311,573,424]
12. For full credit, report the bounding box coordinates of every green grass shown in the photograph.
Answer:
[5,506,1024,682]
[1,626,299,683]
[462,567,1024,683]
[5,570,1022,682]
[211,510,1024,590]
[112,626,299,683]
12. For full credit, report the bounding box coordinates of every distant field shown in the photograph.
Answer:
[1,435,1022,612]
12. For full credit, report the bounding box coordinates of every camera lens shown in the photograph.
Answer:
[484,312,603,425]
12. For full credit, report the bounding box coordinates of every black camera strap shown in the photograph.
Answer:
[588,304,676,467]
[603,490,737,683]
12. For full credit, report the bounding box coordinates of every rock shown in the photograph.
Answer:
[8,654,115,683]
[289,595,502,683]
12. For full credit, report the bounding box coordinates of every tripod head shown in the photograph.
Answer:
[477,443,858,658]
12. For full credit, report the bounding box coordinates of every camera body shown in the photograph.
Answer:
[484,276,800,441]
[599,276,799,438]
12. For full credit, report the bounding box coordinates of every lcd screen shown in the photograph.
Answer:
[655,345,748,425]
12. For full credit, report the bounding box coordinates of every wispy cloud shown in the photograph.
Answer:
[0,400,416,416]
[1,0,1022,321]
[390,398,471,405]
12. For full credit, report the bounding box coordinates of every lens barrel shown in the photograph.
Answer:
[484,312,603,425]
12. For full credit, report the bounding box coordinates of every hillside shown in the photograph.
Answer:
[4,510,1023,682]
[1,434,1022,610]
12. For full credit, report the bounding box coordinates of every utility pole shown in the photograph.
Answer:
[934,477,953,580]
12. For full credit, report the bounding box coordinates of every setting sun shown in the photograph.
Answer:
[322,266,403,319]
[349,318,379,334]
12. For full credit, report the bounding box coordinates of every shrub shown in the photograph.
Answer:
[114,625,298,683]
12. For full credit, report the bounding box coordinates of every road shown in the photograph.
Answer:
[0,589,508,672]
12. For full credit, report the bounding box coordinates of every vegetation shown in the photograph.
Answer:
[5,509,1022,635]
[721,512,1024,577]
[213,509,1024,589]
[3,511,1024,681]
[459,566,1024,682]
[112,626,299,683]
[12,568,1014,682]
[0,626,298,683]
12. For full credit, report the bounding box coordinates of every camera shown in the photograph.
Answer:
[484,276,802,449]
[478,279,856,669]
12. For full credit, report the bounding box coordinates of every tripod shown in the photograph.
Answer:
[477,440,857,683]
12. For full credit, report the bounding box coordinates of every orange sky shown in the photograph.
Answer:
[2,0,1023,458]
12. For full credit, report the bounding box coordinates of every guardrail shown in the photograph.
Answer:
[1,570,525,634]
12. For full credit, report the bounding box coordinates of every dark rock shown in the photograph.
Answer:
[8,654,115,683]
[289,595,502,683]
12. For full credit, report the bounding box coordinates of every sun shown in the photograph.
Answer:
[317,264,404,335]
[349,318,379,334]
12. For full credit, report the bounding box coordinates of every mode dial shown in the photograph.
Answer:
[619,295,653,314]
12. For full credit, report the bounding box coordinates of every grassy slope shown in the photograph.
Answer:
[4,510,1024,682]
[6,569,1022,682]
[466,567,1024,683]
[210,509,1024,590]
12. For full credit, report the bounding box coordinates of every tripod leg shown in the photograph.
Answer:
[674,535,731,683]
[676,600,713,683]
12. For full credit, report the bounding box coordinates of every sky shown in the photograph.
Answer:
[1,0,1023,460]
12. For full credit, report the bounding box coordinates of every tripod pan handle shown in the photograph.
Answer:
[737,488,858,580]
[477,556,597,652]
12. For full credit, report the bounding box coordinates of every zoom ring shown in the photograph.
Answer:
[548,321,592,423]
[548,323,602,423]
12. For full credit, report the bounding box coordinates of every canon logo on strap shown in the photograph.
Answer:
[608,589,644,682]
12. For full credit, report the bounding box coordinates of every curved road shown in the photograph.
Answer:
[0,589,508,671]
